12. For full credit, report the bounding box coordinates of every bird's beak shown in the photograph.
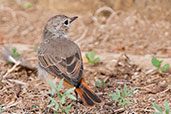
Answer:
[70,16,78,23]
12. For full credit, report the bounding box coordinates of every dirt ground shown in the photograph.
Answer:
[0,0,171,114]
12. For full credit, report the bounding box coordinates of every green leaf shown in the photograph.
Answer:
[58,78,64,91]
[47,80,56,92]
[109,93,119,101]
[119,101,124,106]
[67,95,76,100]
[66,104,72,110]
[65,88,75,95]
[100,79,105,88]
[107,81,110,86]
[94,58,100,63]
[55,104,59,111]
[0,106,4,113]
[12,48,21,57]
[109,86,135,108]
[115,88,121,97]
[88,51,95,60]
[89,60,94,64]
[85,54,90,61]
[121,84,127,98]
[7,62,12,65]
[49,97,57,104]
[34,46,38,51]
[13,48,17,52]
[24,2,32,8]
[152,103,163,113]
[152,58,162,68]
[61,96,66,104]
[86,52,94,64]
[86,51,100,64]
[127,88,136,96]
[126,98,131,105]
[85,53,90,59]
[33,105,37,108]
[121,91,125,99]
[162,64,169,72]
[64,104,72,114]
[124,84,127,92]
[47,103,55,108]
[95,80,101,87]
[164,101,170,114]
[16,53,21,57]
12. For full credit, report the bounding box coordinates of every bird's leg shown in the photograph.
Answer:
[74,90,83,104]
[74,90,78,114]
[75,90,78,104]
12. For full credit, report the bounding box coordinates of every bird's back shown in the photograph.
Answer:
[40,38,80,58]
[38,37,83,87]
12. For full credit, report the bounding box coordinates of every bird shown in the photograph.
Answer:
[38,15,104,108]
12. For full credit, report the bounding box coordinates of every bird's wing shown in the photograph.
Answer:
[38,38,83,86]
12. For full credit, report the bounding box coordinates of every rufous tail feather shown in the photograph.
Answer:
[75,78,104,108]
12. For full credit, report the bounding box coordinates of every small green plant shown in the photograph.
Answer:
[32,105,38,108]
[109,84,135,110]
[85,51,100,64]
[152,101,170,114]
[24,2,32,8]
[7,62,12,65]
[0,106,4,114]
[95,78,110,89]
[34,46,38,51]
[152,57,169,73]
[12,48,21,57]
[47,78,76,114]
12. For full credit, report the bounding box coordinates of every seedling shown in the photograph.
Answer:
[85,51,100,64]
[47,78,76,114]
[152,57,169,73]
[12,48,21,57]
[95,78,110,89]
[34,46,38,51]
[33,105,38,108]
[109,84,135,110]
[6,62,12,65]
[152,101,170,114]
[24,2,32,8]
[0,106,4,114]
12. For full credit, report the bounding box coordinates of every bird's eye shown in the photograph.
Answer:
[64,20,69,25]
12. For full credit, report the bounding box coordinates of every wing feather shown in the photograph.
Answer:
[38,38,83,86]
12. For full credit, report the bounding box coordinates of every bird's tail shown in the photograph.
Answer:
[75,78,104,108]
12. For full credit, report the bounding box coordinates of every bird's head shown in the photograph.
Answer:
[45,15,78,34]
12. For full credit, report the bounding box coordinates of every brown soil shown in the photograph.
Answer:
[0,0,171,114]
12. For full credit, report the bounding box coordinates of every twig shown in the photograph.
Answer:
[3,100,21,110]
[2,61,21,79]
[8,79,27,85]
[114,107,125,113]
[145,68,157,75]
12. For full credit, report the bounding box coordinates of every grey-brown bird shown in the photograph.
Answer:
[38,15,104,108]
